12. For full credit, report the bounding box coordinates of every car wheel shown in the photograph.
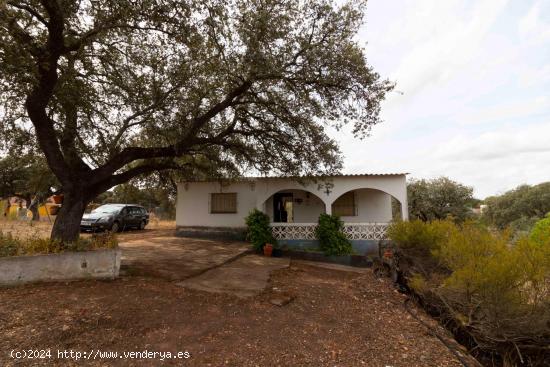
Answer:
[139,220,146,230]
[110,221,120,233]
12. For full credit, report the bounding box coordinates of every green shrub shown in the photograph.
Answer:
[386,219,456,254]
[529,213,550,246]
[22,236,64,255]
[0,232,19,257]
[388,219,550,365]
[245,209,275,251]
[315,214,352,256]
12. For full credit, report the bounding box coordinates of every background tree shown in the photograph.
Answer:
[407,177,475,222]
[0,153,58,220]
[98,182,176,219]
[483,182,550,232]
[0,0,392,243]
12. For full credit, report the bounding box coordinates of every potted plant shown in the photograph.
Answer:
[263,243,274,257]
[245,209,276,253]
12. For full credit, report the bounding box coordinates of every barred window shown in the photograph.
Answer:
[210,193,237,213]
[332,191,356,216]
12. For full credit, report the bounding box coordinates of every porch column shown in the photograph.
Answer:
[325,201,332,215]
[400,197,409,221]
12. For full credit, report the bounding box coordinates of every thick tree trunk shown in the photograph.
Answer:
[51,191,87,243]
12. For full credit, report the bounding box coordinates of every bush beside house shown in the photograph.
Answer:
[245,209,275,252]
[387,219,550,366]
[315,214,353,256]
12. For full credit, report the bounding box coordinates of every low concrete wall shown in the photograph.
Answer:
[176,226,247,241]
[281,250,374,267]
[0,248,121,286]
[277,239,388,256]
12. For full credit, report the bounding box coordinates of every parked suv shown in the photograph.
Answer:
[80,204,149,232]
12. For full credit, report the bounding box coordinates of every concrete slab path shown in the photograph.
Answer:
[291,259,371,274]
[119,236,250,280]
[177,255,290,298]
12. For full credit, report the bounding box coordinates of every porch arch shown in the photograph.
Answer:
[330,188,404,222]
[327,182,408,221]
[259,188,327,223]
[255,181,331,211]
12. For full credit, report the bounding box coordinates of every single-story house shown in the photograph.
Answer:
[176,173,408,255]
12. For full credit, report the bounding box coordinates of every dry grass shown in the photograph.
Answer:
[0,217,175,240]
[145,216,176,229]
[0,218,53,240]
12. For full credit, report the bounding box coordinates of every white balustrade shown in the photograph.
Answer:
[270,222,389,240]
[270,222,318,240]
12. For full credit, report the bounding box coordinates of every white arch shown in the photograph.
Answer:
[328,183,407,220]
[255,180,331,211]
[330,187,405,220]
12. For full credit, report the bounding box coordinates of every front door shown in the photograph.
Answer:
[273,193,294,223]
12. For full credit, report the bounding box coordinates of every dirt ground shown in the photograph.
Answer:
[0,267,469,366]
[0,222,475,366]
[120,235,250,280]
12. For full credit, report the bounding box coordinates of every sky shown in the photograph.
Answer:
[335,0,550,198]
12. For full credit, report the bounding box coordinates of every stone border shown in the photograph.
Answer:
[0,248,121,286]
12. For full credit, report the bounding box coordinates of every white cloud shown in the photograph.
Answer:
[456,96,550,126]
[519,64,550,87]
[519,0,550,44]
[388,0,509,98]
[434,122,550,161]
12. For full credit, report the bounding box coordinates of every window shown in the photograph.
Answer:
[332,191,356,216]
[210,193,237,213]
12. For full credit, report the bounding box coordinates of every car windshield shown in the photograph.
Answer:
[92,205,122,214]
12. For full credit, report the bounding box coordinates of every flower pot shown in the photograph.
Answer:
[263,243,273,257]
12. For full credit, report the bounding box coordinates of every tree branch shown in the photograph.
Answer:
[7,1,49,26]
[89,79,252,181]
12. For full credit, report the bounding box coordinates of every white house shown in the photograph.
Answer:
[176,173,408,255]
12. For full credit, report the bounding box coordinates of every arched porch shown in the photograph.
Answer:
[260,186,400,252]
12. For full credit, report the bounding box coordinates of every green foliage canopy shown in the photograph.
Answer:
[407,177,475,222]
[99,182,175,218]
[483,182,550,231]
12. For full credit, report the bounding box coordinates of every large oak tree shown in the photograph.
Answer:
[0,0,392,243]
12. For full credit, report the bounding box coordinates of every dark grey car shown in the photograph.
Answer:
[80,204,149,232]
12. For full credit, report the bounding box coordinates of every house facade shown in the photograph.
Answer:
[176,173,408,255]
